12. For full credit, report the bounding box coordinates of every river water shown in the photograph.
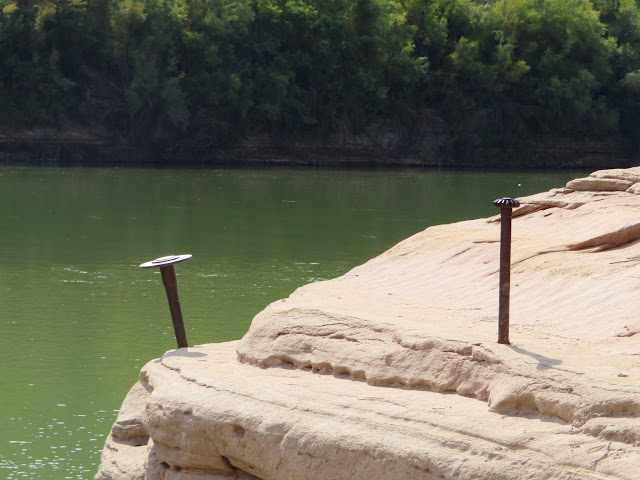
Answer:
[0,166,582,479]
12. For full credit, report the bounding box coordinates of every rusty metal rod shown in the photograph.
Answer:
[498,207,513,344]
[493,198,519,345]
[160,264,189,349]
[140,254,192,349]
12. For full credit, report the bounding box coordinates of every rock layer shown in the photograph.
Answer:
[96,167,640,480]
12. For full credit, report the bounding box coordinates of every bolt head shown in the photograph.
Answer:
[140,254,192,268]
[493,197,520,209]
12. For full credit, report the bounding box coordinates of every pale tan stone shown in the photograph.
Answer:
[102,343,638,479]
[97,168,640,480]
[111,381,151,443]
[94,382,151,480]
[566,176,633,191]
[94,435,148,480]
[591,167,640,183]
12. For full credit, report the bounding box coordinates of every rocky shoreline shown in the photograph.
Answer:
[96,168,640,479]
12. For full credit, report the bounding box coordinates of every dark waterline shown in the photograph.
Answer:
[1,155,596,172]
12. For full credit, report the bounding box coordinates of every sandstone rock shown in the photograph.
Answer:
[566,176,633,191]
[97,168,640,480]
[590,166,640,184]
[95,382,151,480]
[565,166,640,192]
[98,343,639,480]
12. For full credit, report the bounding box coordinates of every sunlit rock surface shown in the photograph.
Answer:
[96,167,640,480]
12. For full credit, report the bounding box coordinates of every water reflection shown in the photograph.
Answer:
[2,410,108,480]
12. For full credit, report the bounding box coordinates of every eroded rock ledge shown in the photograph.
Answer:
[96,168,640,480]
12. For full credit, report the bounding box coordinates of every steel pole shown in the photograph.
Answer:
[160,264,189,348]
[140,254,192,349]
[498,207,513,344]
[493,198,519,345]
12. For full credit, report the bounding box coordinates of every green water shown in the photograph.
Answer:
[0,166,582,479]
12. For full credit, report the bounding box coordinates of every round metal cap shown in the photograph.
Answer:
[493,197,520,209]
[140,254,192,268]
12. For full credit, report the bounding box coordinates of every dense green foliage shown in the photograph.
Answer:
[2,0,640,153]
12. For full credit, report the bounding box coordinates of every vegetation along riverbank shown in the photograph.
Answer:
[2,0,640,168]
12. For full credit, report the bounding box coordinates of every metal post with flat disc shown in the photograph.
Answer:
[140,254,192,348]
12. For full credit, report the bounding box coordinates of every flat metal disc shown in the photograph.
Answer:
[493,197,520,208]
[140,254,192,268]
